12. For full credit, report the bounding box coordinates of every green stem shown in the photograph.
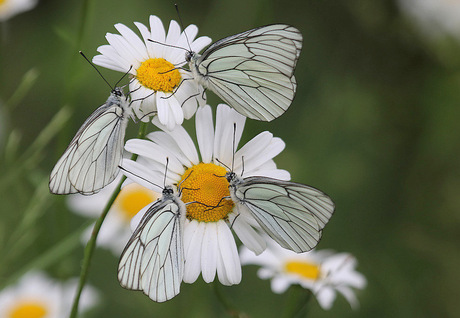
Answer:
[212,282,246,318]
[283,286,313,318]
[0,221,89,290]
[69,122,148,318]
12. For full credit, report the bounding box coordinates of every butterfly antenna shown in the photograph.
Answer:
[118,165,162,189]
[231,123,237,172]
[79,51,113,91]
[241,156,245,177]
[215,158,231,172]
[163,157,169,188]
[175,4,192,51]
[114,65,133,88]
[147,39,189,52]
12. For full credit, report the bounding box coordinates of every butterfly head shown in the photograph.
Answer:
[185,50,196,63]
[112,87,124,97]
[224,171,240,185]
[163,185,175,196]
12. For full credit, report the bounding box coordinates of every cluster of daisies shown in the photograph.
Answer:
[58,14,366,312]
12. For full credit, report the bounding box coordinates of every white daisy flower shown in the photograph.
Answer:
[0,0,37,22]
[398,0,460,40]
[240,241,367,310]
[121,103,290,286]
[67,177,160,256]
[0,271,98,318]
[93,15,212,130]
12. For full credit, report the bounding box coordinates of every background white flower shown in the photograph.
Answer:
[93,15,212,130]
[0,271,98,318]
[0,0,37,22]
[122,103,289,287]
[67,177,159,256]
[240,241,367,310]
[398,0,460,40]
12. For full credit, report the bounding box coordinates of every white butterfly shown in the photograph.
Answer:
[186,24,302,121]
[117,184,186,302]
[226,172,334,253]
[49,87,130,195]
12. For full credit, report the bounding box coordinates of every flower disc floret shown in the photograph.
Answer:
[8,302,47,318]
[180,163,234,222]
[285,260,320,280]
[136,58,181,92]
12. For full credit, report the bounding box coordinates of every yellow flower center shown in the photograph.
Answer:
[114,183,159,221]
[136,58,181,92]
[285,260,321,280]
[179,163,234,222]
[8,301,47,318]
[0,0,5,6]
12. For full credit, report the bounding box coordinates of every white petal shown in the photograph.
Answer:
[148,15,166,57]
[146,131,193,168]
[124,139,185,176]
[316,287,336,310]
[201,223,218,283]
[120,159,164,193]
[270,276,291,294]
[216,221,241,285]
[183,219,198,257]
[165,20,181,47]
[152,118,199,165]
[213,104,246,168]
[174,79,203,118]
[190,36,213,53]
[105,33,141,68]
[244,169,291,180]
[234,133,285,175]
[216,248,230,286]
[92,55,129,73]
[156,93,169,126]
[183,221,205,283]
[114,23,149,61]
[232,218,266,255]
[336,285,360,310]
[168,95,184,127]
[196,105,214,163]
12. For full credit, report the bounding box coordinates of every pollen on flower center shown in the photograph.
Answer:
[179,163,234,222]
[136,58,181,92]
[8,301,48,318]
[114,183,159,221]
[285,260,321,280]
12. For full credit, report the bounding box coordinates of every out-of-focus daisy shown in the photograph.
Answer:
[93,15,212,130]
[398,0,460,40]
[122,103,289,286]
[0,0,37,22]
[240,242,367,310]
[67,177,160,256]
[0,271,98,318]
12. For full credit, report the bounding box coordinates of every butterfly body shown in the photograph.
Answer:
[226,172,334,253]
[186,24,302,121]
[118,185,187,302]
[49,87,130,195]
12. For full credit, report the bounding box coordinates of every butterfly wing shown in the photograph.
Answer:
[118,196,185,302]
[194,24,302,121]
[49,92,129,195]
[232,176,334,253]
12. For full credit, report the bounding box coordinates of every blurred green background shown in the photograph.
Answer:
[1,0,460,317]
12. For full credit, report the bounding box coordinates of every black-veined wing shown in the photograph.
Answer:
[118,185,186,302]
[227,173,334,253]
[187,24,302,121]
[49,88,130,195]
